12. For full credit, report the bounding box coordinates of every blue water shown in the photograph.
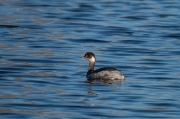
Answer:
[0,0,180,118]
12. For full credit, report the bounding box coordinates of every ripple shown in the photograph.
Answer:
[0,0,180,118]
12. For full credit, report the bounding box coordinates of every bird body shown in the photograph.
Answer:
[83,52,124,83]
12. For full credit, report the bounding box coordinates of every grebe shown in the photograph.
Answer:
[83,52,125,83]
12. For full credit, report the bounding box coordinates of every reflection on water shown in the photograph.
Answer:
[0,0,180,118]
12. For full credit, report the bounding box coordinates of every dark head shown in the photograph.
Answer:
[83,52,96,63]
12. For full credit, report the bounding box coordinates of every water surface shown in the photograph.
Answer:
[0,0,180,118]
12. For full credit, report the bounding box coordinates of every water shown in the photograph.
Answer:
[0,0,180,118]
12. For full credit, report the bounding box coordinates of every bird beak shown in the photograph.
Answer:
[83,55,86,59]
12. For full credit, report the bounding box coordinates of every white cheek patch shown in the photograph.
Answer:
[89,57,95,63]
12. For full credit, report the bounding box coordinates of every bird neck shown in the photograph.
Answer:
[88,61,95,72]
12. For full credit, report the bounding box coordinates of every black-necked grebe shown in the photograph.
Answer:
[83,52,125,83]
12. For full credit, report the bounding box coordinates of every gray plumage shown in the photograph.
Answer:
[84,52,125,83]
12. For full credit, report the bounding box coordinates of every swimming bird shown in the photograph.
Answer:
[83,52,125,83]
